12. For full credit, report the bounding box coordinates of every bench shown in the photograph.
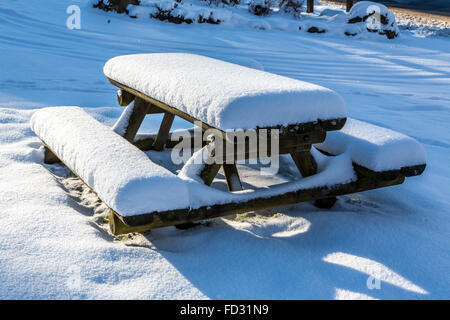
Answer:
[31,53,426,235]
[31,107,191,217]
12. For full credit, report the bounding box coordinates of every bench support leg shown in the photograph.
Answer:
[290,147,317,177]
[200,163,222,186]
[290,146,337,208]
[117,89,135,106]
[44,146,60,164]
[223,164,243,191]
[122,97,150,142]
[153,112,175,151]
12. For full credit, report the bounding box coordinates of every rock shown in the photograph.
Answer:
[307,26,326,33]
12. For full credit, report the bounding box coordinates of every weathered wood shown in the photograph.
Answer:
[37,139,414,236]
[109,210,152,235]
[290,147,318,177]
[147,104,165,114]
[133,137,156,151]
[216,127,325,162]
[315,146,427,179]
[108,78,216,132]
[223,164,243,191]
[290,146,337,208]
[134,127,325,160]
[44,146,60,164]
[117,89,135,106]
[200,164,222,186]
[153,112,175,151]
[307,0,314,13]
[110,170,406,234]
[122,97,150,142]
[346,0,354,12]
[175,149,222,230]
[133,134,205,151]
[257,118,345,135]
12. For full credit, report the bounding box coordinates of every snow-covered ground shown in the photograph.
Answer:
[0,0,449,299]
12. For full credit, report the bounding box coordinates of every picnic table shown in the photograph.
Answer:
[32,53,426,235]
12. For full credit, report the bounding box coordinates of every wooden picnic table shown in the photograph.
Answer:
[109,77,346,196]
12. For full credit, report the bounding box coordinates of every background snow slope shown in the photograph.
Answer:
[0,0,449,299]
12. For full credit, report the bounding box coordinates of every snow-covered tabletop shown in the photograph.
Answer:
[104,53,347,130]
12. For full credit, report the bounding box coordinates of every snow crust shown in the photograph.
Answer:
[30,107,190,216]
[104,53,347,130]
[316,118,426,172]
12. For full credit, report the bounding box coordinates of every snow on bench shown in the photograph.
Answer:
[103,53,347,130]
[315,118,426,172]
[30,107,190,217]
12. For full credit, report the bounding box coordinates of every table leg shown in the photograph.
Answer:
[290,146,337,208]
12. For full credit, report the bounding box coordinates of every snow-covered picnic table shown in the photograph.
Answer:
[31,53,426,235]
[104,53,347,131]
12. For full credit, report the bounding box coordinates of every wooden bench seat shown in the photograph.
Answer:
[315,118,426,175]
[31,107,190,217]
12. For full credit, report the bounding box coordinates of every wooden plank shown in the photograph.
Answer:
[290,146,317,177]
[117,89,135,106]
[223,164,243,191]
[111,171,405,234]
[200,163,222,186]
[315,146,426,179]
[108,77,216,133]
[147,104,165,114]
[44,146,60,164]
[153,112,175,151]
[134,127,325,157]
[133,135,205,151]
[37,138,409,236]
[290,146,337,208]
[109,210,153,235]
[122,97,150,142]
[107,77,346,136]
[216,127,325,161]
[133,137,155,151]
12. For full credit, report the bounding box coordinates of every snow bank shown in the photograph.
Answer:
[316,118,426,172]
[30,107,190,216]
[104,53,347,130]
